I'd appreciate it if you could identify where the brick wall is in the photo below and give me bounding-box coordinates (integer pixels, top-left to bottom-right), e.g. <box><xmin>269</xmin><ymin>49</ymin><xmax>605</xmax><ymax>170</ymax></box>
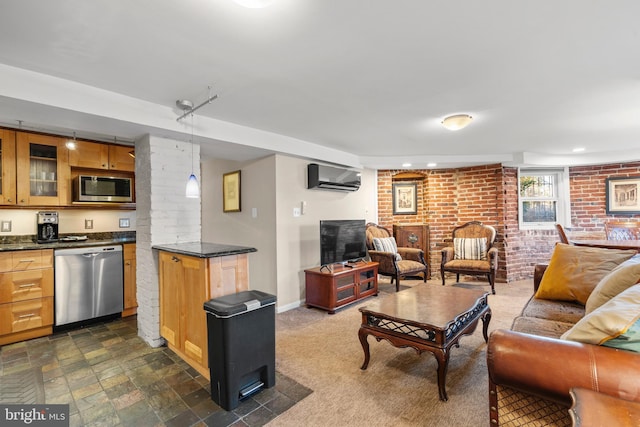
<box><xmin>135</xmin><ymin>135</ymin><xmax>201</xmax><ymax>347</ymax></box>
<box><xmin>377</xmin><ymin>161</ymin><xmax>640</xmax><ymax>283</ymax></box>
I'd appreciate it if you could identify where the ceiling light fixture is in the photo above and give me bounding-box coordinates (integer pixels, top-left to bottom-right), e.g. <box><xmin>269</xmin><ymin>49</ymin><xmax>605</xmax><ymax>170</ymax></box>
<box><xmin>233</xmin><ymin>0</ymin><xmax>274</xmax><ymax>8</ymax></box>
<box><xmin>441</xmin><ymin>114</ymin><xmax>473</xmax><ymax>131</ymax></box>
<box><xmin>402</xmin><ymin>163</ymin><xmax>412</xmax><ymax>168</ymax></box>
<box><xmin>572</xmin><ymin>147</ymin><xmax>585</xmax><ymax>153</ymax></box>
<box><xmin>427</xmin><ymin>162</ymin><xmax>437</xmax><ymax>168</ymax></box>
<box><xmin>65</xmin><ymin>131</ymin><xmax>77</xmax><ymax>150</ymax></box>
<box><xmin>176</xmin><ymin>88</ymin><xmax>218</xmax><ymax>198</ymax></box>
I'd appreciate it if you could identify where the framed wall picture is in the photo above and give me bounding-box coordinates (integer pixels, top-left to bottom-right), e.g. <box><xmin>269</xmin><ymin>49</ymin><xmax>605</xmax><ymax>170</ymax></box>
<box><xmin>606</xmin><ymin>176</ymin><xmax>640</xmax><ymax>215</ymax></box>
<box><xmin>392</xmin><ymin>182</ymin><xmax>417</xmax><ymax>215</ymax></box>
<box><xmin>223</xmin><ymin>170</ymin><xmax>241</xmax><ymax>212</ymax></box>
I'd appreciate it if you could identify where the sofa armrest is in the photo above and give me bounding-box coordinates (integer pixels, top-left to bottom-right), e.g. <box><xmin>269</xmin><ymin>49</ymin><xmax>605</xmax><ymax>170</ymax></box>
<box><xmin>487</xmin><ymin>329</ymin><xmax>640</xmax><ymax>406</ymax></box>
<box><xmin>533</xmin><ymin>263</ymin><xmax>549</xmax><ymax>292</ymax></box>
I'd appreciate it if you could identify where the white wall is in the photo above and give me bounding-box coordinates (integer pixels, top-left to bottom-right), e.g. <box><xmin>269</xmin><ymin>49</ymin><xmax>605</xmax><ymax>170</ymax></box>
<box><xmin>201</xmin><ymin>153</ymin><xmax>378</xmax><ymax>312</ymax></box>
<box><xmin>274</xmin><ymin>155</ymin><xmax>378</xmax><ymax>310</ymax></box>
<box><xmin>201</xmin><ymin>156</ymin><xmax>277</xmax><ymax>296</ymax></box>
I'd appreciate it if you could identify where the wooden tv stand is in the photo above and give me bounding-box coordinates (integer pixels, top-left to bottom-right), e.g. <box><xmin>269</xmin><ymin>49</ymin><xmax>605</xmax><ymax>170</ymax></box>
<box><xmin>304</xmin><ymin>261</ymin><xmax>378</xmax><ymax>314</ymax></box>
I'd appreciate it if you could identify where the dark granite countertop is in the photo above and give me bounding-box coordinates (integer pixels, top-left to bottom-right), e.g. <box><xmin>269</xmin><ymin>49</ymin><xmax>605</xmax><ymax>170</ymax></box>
<box><xmin>0</xmin><ymin>232</ymin><xmax>136</xmax><ymax>252</ymax></box>
<box><xmin>0</xmin><ymin>237</ymin><xmax>136</xmax><ymax>252</ymax></box>
<box><xmin>152</xmin><ymin>242</ymin><xmax>257</xmax><ymax>258</ymax></box>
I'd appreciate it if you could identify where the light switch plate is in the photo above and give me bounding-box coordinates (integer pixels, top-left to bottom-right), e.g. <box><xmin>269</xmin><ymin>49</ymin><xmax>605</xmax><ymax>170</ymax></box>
<box><xmin>85</xmin><ymin>219</ymin><xmax>93</xmax><ymax>229</ymax></box>
<box><xmin>293</xmin><ymin>207</ymin><xmax>301</xmax><ymax>217</ymax></box>
<box><xmin>1</xmin><ymin>220</ymin><xmax>11</xmax><ymax>232</ymax></box>
<box><xmin>119</xmin><ymin>218</ymin><xmax>130</xmax><ymax>228</ymax></box>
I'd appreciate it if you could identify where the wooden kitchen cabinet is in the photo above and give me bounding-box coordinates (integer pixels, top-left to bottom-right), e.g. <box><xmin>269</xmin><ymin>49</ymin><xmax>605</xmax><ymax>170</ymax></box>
<box><xmin>394</xmin><ymin>224</ymin><xmax>431</xmax><ymax>278</ymax></box>
<box><xmin>68</xmin><ymin>140</ymin><xmax>134</xmax><ymax>172</ymax></box>
<box><xmin>16</xmin><ymin>132</ymin><xmax>70</xmax><ymax>206</ymax></box>
<box><xmin>158</xmin><ymin>249</ymin><xmax>251</xmax><ymax>379</ymax></box>
<box><xmin>0</xmin><ymin>129</ymin><xmax>16</xmax><ymax>205</ymax></box>
<box><xmin>0</xmin><ymin>249</ymin><xmax>54</xmax><ymax>345</ymax></box>
<box><xmin>122</xmin><ymin>243</ymin><xmax>137</xmax><ymax>317</ymax></box>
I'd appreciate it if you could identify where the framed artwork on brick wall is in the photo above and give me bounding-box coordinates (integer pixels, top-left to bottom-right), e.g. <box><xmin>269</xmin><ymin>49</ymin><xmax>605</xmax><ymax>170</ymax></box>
<box><xmin>392</xmin><ymin>182</ymin><xmax>417</xmax><ymax>215</ymax></box>
<box><xmin>606</xmin><ymin>176</ymin><xmax>640</xmax><ymax>215</ymax></box>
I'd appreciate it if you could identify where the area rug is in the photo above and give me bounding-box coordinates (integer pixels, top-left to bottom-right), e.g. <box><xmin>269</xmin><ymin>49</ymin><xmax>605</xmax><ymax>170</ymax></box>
<box><xmin>269</xmin><ymin>278</ymin><xmax>532</xmax><ymax>426</ymax></box>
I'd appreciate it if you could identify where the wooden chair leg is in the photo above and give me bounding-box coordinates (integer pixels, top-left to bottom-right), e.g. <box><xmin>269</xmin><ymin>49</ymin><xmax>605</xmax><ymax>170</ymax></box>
<box><xmin>488</xmin><ymin>273</ymin><xmax>495</xmax><ymax>294</ymax></box>
<box><xmin>456</xmin><ymin>273</ymin><xmax>460</xmax><ymax>283</ymax></box>
<box><xmin>441</xmin><ymin>268</ymin><xmax>446</xmax><ymax>286</ymax></box>
<box><xmin>395</xmin><ymin>275</ymin><xmax>400</xmax><ymax>292</ymax></box>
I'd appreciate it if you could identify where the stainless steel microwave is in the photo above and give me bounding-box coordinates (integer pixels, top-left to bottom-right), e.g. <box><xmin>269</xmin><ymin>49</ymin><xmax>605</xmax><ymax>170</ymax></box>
<box><xmin>73</xmin><ymin>175</ymin><xmax>133</xmax><ymax>202</ymax></box>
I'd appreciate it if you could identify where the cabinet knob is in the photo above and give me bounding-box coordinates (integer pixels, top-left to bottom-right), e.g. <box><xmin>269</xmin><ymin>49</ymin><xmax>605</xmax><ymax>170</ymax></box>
<box><xmin>171</xmin><ymin>256</ymin><xmax>180</xmax><ymax>262</ymax></box>
<box><xmin>102</xmin><ymin>164</ymin><xmax>107</xmax><ymax>167</ymax></box>
<box><xmin>7</xmin><ymin>198</ymin><xmax>11</xmax><ymax>202</ymax></box>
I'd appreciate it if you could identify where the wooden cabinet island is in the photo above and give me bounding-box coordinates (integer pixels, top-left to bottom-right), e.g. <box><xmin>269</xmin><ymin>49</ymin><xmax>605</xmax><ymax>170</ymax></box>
<box><xmin>153</xmin><ymin>242</ymin><xmax>257</xmax><ymax>379</ymax></box>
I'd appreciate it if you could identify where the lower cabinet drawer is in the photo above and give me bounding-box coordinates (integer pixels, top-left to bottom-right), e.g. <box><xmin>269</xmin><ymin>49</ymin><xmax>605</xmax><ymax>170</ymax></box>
<box><xmin>0</xmin><ymin>297</ymin><xmax>53</xmax><ymax>334</ymax></box>
<box><xmin>0</xmin><ymin>269</ymin><xmax>54</xmax><ymax>303</ymax></box>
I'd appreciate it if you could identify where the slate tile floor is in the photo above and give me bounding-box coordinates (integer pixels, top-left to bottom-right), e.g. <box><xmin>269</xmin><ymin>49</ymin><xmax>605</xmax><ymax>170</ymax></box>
<box><xmin>0</xmin><ymin>316</ymin><xmax>312</xmax><ymax>426</ymax></box>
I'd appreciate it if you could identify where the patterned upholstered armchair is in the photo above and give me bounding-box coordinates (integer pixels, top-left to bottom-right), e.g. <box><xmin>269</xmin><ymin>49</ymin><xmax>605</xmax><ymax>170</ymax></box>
<box><xmin>440</xmin><ymin>221</ymin><xmax>498</xmax><ymax>294</ymax></box>
<box><xmin>365</xmin><ymin>223</ymin><xmax>428</xmax><ymax>292</ymax></box>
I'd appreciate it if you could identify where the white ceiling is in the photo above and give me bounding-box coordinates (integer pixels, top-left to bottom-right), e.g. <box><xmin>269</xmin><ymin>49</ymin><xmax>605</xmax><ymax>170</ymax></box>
<box><xmin>1</xmin><ymin>0</ymin><xmax>640</xmax><ymax>169</ymax></box>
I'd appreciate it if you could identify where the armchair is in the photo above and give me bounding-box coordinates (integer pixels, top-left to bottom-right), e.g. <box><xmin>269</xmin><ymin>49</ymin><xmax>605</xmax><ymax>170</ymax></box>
<box><xmin>440</xmin><ymin>221</ymin><xmax>498</xmax><ymax>294</ymax></box>
<box><xmin>365</xmin><ymin>223</ymin><xmax>428</xmax><ymax>291</ymax></box>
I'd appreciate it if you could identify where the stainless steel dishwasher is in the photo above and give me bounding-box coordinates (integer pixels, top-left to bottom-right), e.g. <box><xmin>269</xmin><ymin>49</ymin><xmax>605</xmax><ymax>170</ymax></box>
<box><xmin>54</xmin><ymin>245</ymin><xmax>124</xmax><ymax>326</ymax></box>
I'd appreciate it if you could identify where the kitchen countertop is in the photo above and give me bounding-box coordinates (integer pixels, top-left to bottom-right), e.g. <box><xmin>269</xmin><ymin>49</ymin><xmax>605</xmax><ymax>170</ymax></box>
<box><xmin>0</xmin><ymin>236</ymin><xmax>136</xmax><ymax>252</ymax></box>
<box><xmin>152</xmin><ymin>242</ymin><xmax>257</xmax><ymax>258</ymax></box>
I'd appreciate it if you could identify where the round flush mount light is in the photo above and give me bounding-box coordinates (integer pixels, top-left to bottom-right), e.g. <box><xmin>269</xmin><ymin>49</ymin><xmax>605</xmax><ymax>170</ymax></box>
<box><xmin>402</xmin><ymin>163</ymin><xmax>412</xmax><ymax>168</ymax></box>
<box><xmin>233</xmin><ymin>0</ymin><xmax>274</xmax><ymax>8</ymax></box>
<box><xmin>441</xmin><ymin>114</ymin><xmax>473</xmax><ymax>131</ymax></box>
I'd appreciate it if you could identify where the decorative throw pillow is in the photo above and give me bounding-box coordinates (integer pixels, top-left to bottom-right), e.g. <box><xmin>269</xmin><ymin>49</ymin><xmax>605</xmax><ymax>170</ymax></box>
<box><xmin>534</xmin><ymin>243</ymin><xmax>636</xmax><ymax>305</ymax></box>
<box><xmin>372</xmin><ymin>237</ymin><xmax>402</xmax><ymax>261</ymax></box>
<box><xmin>561</xmin><ymin>285</ymin><xmax>640</xmax><ymax>352</ymax></box>
<box><xmin>585</xmin><ymin>255</ymin><xmax>640</xmax><ymax>314</ymax></box>
<box><xmin>454</xmin><ymin>237</ymin><xmax>487</xmax><ymax>260</ymax></box>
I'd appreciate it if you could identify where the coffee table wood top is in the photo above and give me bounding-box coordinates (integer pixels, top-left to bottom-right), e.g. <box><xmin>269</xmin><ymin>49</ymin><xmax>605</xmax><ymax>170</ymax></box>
<box><xmin>359</xmin><ymin>284</ymin><xmax>488</xmax><ymax>328</ymax></box>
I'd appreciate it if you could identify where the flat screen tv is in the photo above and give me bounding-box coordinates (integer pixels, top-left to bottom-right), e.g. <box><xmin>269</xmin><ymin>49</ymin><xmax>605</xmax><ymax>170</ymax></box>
<box><xmin>320</xmin><ymin>219</ymin><xmax>367</xmax><ymax>266</ymax></box>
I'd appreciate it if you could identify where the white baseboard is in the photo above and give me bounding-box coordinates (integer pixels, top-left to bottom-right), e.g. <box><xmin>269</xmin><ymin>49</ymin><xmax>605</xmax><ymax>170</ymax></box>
<box><xmin>276</xmin><ymin>299</ymin><xmax>303</xmax><ymax>313</ymax></box>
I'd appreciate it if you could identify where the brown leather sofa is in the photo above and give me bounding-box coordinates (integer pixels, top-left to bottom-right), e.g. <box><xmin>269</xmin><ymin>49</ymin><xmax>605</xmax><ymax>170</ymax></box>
<box><xmin>487</xmin><ymin>264</ymin><xmax>640</xmax><ymax>426</ymax></box>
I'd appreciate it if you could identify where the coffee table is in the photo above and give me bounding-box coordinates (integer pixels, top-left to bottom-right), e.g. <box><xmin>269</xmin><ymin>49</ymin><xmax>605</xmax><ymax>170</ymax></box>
<box><xmin>358</xmin><ymin>284</ymin><xmax>491</xmax><ymax>401</ymax></box>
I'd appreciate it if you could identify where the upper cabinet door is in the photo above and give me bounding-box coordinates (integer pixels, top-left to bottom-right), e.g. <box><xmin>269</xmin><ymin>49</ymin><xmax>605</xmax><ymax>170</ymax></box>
<box><xmin>0</xmin><ymin>130</ymin><xmax>17</xmax><ymax>205</ymax></box>
<box><xmin>16</xmin><ymin>133</ymin><xmax>70</xmax><ymax>206</ymax></box>
<box><xmin>108</xmin><ymin>145</ymin><xmax>135</xmax><ymax>172</ymax></box>
<box><xmin>68</xmin><ymin>142</ymin><xmax>134</xmax><ymax>172</ymax></box>
<box><xmin>68</xmin><ymin>140</ymin><xmax>109</xmax><ymax>170</ymax></box>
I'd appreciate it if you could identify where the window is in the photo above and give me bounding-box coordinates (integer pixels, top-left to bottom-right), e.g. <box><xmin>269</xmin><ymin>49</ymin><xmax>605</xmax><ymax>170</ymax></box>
<box><xmin>518</xmin><ymin>168</ymin><xmax>570</xmax><ymax>229</ymax></box>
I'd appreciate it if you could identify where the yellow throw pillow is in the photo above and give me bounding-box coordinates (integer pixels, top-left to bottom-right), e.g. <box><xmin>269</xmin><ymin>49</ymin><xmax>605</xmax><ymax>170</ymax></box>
<box><xmin>561</xmin><ymin>284</ymin><xmax>640</xmax><ymax>351</ymax></box>
<box><xmin>585</xmin><ymin>255</ymin><xmax>640</xmax><ymax>314</ymax></box>
<box><xmin>534</xmin><ymin>243</ymin><xmax>636</xmax><ymax>305</ymax></box>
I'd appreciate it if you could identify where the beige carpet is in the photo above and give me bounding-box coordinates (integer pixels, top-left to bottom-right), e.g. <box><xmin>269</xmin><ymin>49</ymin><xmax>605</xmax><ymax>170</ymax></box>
<box><xmin>269</xmin><ymin>277</ymin><xmax>532</xmax><ymax>427</ymax></box>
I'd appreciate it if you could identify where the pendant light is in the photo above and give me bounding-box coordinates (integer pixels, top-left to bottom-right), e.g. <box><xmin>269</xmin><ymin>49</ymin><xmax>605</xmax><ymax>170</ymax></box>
<box><xmin>185</xmin><ymin>112</ymin><xmax>200</xmax><ymax>198</ymax></box>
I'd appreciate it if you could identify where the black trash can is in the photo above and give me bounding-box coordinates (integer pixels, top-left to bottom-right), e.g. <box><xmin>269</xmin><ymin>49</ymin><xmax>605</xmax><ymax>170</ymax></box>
<box><xmin>203</xmin><ymin>290</ymin><xmax>276</xmax><ymax>411</ymax></box>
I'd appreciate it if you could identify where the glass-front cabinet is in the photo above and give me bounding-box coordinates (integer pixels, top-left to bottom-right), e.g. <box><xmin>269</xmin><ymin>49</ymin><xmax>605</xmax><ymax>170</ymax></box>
<box><xmin>0</xmin><ymin>130</ymin><xmax>17</xmax><ymax>205</ymax></box>
<box><xmin>16</xmin><ymin>133</ymin><xmax>69</xmax><ymax>206</ymax></box>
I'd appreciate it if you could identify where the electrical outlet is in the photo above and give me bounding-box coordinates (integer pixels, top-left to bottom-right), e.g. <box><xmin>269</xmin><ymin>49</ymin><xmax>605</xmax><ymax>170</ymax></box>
<box><xmin>1</xmin><ymin>220</ymin><xmax>11</xmax><ymax>232</ymax></box>
<box><xmin>119</xmin><ymin>218</ymin><xmax>130</xmax><ymax>228</ymax></box>
<box><xmin>293</xmin><ymin>207</ymin><xmax>301</xmax><ymax>217</ymax></box>
<box><xmin>85</xmin><ymin>219</ymin><xmax>93</xmax><ymax>229</ymax></box>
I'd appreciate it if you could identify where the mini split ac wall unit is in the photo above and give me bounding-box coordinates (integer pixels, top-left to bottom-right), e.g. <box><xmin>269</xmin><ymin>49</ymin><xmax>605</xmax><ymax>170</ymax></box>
<box><xmin>307</xmin><ymin>163</ymin><xmax>361</xmax><ymax>192</ymax></box>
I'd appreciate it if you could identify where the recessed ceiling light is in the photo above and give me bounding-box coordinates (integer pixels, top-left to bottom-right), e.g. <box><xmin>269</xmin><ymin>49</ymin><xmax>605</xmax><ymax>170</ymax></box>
<box><xmin>402</xmin><ymin>163</ymin><xmax>412</xmax><ymax>168</ymax></box>
<box><xmin>572</xmin><ymin>147</ymin><xmax>585</xmax><ymax>153</ymax></box>
<box><xmin>427</xmin><ymin>162</ymin><xmax>437</xmax><ymax>167</ymax></box>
